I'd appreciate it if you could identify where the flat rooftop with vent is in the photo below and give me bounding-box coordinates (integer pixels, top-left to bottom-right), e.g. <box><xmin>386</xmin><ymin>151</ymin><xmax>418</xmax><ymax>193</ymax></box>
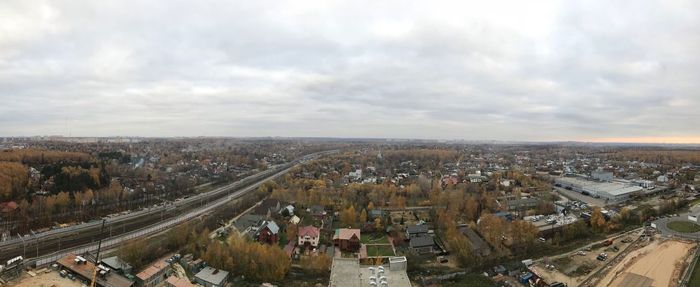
<box><xmin>328</xmin><ymin>257</ymin><xmax>412</xmax><ymax>287</ymax></box>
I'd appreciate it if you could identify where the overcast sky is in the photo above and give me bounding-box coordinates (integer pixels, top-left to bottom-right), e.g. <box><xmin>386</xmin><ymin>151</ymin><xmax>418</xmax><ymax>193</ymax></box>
<box><xmin>1</xmin><ymin>1</ymin><xmax>699</xmax><ymax>142</ymax></box>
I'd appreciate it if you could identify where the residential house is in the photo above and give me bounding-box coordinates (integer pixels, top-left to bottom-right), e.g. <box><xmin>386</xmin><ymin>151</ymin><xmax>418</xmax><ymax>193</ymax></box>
<box><xmin>298</xmin><ymin>225</ymin><xmax>320</xmax><ymax>248</ymax></box>
<box><xmin>333</xmin><ymin>228</ymin><xmax>361</xmax><ymax>252</ymax></box>
<box><xmin>279</xmin><ymin>204</ymin><xmax>295</xmax><ymax>216</ymax></box>
<box><xmin>194</xmin><ymin>267</ymin><xmax>229</xmax><ymax>287</ymax></box>
<box><xmin>255</xmin><ymin>220</ymin><xmax>280</xmax><ymax>244</ymax></box>
<box><xmin>308</xmin><ymin>205</ymin><xmax>326</xmax><ymax>217</ymax></box>
<box><xmin>233</xmin><ymin>214</ymin><xmax>265</xmax><ymax>235</ymax></box>
<box><xmin>251</xmin><ymin>198</ymin><xmax>285</xmax><ymax>217</ymax></box>
<box><xmin>409</xmin><ymin>236</ymin><xmax>434</xmax><ymax>254</ymax></box>
<box><xmin>405</xmin><ymin>224</ymin><xmax>429</xmax><ymax>239</ymax></box>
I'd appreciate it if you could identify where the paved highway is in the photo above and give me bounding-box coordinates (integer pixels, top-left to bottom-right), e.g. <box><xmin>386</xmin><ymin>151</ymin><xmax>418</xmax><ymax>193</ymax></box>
<box><xmin>0</xmin><ymin>150</ymin><xmax>337</xmax><ymax>264</ymax></box>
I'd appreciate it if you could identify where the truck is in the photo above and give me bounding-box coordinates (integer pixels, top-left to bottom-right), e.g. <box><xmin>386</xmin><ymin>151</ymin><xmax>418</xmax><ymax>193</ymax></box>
<box><xmin>602</xmin><ymin>239</ymin><xmax>614</xmax><ymax>246</ymax></box>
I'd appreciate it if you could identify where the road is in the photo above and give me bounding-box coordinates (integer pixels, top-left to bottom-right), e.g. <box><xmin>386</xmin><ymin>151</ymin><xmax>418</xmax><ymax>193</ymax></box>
<box><xmin>653</xmin><ymin>215</ymin><xmax>700</xmax><ymax>241</ymax></box>
<box><xmin>553</xmin><ymin>186</ymin><xmax>607</xmax><ymax>207</ymax></box>
<box><xmin>0</xmin><ymin>150</ymin><xmax>337</xmax><ymax>264</ymax></box>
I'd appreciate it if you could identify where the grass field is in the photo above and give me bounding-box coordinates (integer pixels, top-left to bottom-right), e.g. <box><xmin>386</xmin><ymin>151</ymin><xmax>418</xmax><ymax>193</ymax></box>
<box><xmin>667</xmin><ymin>221</ymin><xmax>700</xmax><ymax>233</ymax></box>
<box><xmin>688</xmin><ymin>259</ymin><xmax>700</xmax><ymax>287</ymax></box>
<box><xmin>361</xmin><ymin>233</ymin><xmax>389</xmax><ymax>244</ymax></box>
<box><xmin>366</xmin><ymin>245</ymin><xmax>395</xmax><ymax>256</ymax></box>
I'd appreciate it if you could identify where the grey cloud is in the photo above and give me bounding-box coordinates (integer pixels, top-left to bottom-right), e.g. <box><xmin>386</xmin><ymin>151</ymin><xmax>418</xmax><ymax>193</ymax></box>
<box><xmin>0</xmin><ymin>0</ymin><xmax>699</xmax><ymax>141</ymax></box>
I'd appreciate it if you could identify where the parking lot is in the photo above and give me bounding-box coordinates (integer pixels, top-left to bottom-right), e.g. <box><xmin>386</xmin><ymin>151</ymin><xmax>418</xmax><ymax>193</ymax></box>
<box><xmin>554</xmin><ymin>186</ymin><xmax>607</xmax><ymax>207</ymax></box>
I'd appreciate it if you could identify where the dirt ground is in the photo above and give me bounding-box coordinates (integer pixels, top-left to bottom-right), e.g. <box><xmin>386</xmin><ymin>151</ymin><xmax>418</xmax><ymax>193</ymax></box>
<box><xmin>8</xmin><ymin>269</ymin><xmax>85</xmax><ymax>287</ymax></box>
<box><xmin>530</xmin><ymin>231</ymin><xmax>642</xmax><ymax>286</ymax></box>
<box><xmin>601</xmin><ymin>239</ymin><xmax>695</xmax><ymax>287</ymax></box>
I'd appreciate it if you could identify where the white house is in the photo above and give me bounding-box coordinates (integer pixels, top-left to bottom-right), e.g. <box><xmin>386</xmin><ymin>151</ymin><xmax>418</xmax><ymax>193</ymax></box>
<box><xmin>298</xmin><ymin>226</ymin><xmax>320</xmax><ymax>248</ymax></box>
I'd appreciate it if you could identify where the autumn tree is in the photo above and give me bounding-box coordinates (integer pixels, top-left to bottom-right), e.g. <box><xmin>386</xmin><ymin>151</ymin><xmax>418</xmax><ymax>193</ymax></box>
<box><xmin>340</xmin><ymin>205</ymin><xmax>357</xmax><ymax>227</ymax></box>
<box><xmin>0</xmin><ymin>162</ymin><xmax>28</xmax><ymax>201</ymax></box>
<box><xmin>360</xmin><ymin>208</ymin><xmax>368</xmax><ymax>224</ymax></box>
<box><xmin>445</xmin><ymin>226</ymin><xmax>475</xmax><ymax>268</ymax></box>
<box><xmin>590</xmin><ymin>207</ymin><xmax>606</xmax><ymax>233</ymax></box>
<box><xmin>301</xmin><ymin>254</ymin><xmax>331</xmax><ymax>274</ymax></box>
<box><xmin>508</xmin><ymin>220</ymin><xmax>539</xmax><ymax>254</ymax></box>
<box><xmin>464</xmin><ymin>196</ymin><xmax>479</xmax><ymax>222</ymax></box>
<box><xmin>477</xmin><ymin>213</ymin><xmax>507</xmax><ymax>251</ymax></box>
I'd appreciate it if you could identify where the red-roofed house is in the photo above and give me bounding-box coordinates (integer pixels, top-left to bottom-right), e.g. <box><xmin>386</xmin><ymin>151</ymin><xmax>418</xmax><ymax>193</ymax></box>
<box><xmin>333</xmin><ymin>228</ymin><xmax>361</xmax><ymax>252</ymax></box>
<box><xmin>298</xmin><ymin>225</ymin><xmax>320</xmax><ymax>248</ymax></box>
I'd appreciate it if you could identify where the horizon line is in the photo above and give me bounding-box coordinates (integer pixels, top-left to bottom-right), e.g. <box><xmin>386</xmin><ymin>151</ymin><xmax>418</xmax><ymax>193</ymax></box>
<box><xmin>2</xmin><ymin>135</ymin><xmax>700</xmax><ymax>145</ymax></box>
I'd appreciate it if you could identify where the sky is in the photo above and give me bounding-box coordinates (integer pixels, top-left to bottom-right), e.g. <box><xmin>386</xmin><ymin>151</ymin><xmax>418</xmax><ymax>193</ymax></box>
<box><xmin>1</xmin><ymin>1</ymin><xmax>699</xmax><ymax>143</ymax></box>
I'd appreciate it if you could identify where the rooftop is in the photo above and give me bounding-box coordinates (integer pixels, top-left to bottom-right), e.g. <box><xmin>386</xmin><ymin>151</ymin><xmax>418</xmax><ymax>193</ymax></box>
<box><xmin>259</xmin><ymin>220</ymin><xmax>280</xmax><ymax>234</ymax></box>
<box><xmin>166</xmin><ymin>276</ymin><xmax>198</xmax><ymax>287</ymax></box>
<box><xmin>556</xmin><ymin>177</ymin><xmax>643</xmax><ymax>196</ymax></box>
<box><xmin>195</xmin><ymin>266</ymin><xmax>229</xmax><ymax>285</ymax></box>
<box><xmin>334</xmin><ymin>228</ymin><xmax>361</xmax><ymax>240</ymax></box>
<box><xmin>409</xmin><ymin>236</ymin><xmax>434</xmax><ymax>248</ymax></box>
<box><xmin>405</xmin><ymin>225</ymin><xmax>428</xmax><ymax>234</ymax></box>
<box><xmin>57</xmin><ymin>254</ymin><xmax>134</xmax><ymax>287</ymax></box>
<box><xmin>136</xmin><ymin>260</ymin><xmax>169</xmax><ymax>281</ymax></box>
<box><xmin>328</xmin><ymin>258</ymin><xmax>412</xmax><ymax>287</ymax></box>
<box><xmin>299</xmin><ymin>225</ymin><xmax>320</xmax><ymax>237</ymax></box>
<box><xmin>101</xmin><ymin>256</ymin><xmax>132</xmax><ymax>272</ymax></box>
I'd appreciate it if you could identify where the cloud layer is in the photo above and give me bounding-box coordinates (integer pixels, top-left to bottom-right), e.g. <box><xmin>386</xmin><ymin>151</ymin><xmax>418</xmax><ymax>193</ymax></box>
<box><xmin>1</xmin><ymin>0</ymin><xmax>699</xmax><ymax>141</ymax></box>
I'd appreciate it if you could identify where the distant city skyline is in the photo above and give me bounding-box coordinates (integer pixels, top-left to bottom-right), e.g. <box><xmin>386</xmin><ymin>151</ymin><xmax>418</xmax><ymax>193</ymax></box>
<box><xmin>1</xmin><ymin>1</ymin><xmax>699</xmax><ymax>142</ymax></box>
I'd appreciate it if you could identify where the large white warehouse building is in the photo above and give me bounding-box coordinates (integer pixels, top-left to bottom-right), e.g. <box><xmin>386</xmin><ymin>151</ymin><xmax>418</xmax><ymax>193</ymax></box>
<box><xmin>555</xmin><ymin>177</ymin><xmax>644</xmax><ymax>203</ymax></box>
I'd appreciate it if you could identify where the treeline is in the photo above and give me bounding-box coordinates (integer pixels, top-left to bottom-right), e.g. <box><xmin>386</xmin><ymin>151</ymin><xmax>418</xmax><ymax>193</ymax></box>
<box><xmin>0</xmin><ymin>149</ymin><xmax>92</xmax><ymax>164</ymax></box>
<box><xmin>608</xmin><ymin>149</ymin><xmax>700</xmax><ymax>165</ymax></box>
<box><xmin>14</xmin><ymin>181</ymin><xmax>128</xmax><ymax>230</ymax></box>
<box><xmin>382</xmin><ymin>149</ymin><xmax>460</xmax><ymax>164</ymax></box>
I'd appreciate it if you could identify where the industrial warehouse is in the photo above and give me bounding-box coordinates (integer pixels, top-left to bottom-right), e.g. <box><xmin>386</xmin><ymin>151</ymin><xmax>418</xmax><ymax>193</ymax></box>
<box><xmin>554</xmin><ymin>176</ymin><xmax>644</xmax><ymax>203</ymax></box>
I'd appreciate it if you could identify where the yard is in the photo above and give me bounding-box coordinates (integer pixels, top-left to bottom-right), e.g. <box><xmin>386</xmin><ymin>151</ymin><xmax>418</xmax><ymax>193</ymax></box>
<box><xmin>366</xmin><ymin>245</ymin><xmax>395</xmax><ymax>257</ymax></box>
<box><xmin>667</xmin><ymin>221</ymin><xmax>700</xmax><ymax>233</ymax></box>
<box><xmin>361</xmin><ymin>233</ymin><xmax>389</xmax><ymax>244</ymax></box>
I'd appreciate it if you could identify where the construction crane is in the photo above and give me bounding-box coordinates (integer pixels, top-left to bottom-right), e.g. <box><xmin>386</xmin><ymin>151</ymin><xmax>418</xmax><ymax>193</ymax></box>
<box><xmin>90</xmin><ymin>219</ymin><xmax>107</xmax><ymax>287</ymax></box>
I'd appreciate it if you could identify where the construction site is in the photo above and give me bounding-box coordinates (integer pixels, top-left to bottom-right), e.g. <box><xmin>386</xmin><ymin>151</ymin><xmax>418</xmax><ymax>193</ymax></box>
<box><xmin>528</xmin><ymin>227</ymin><xmax>697</xmax><ymax>287</ymax></box>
